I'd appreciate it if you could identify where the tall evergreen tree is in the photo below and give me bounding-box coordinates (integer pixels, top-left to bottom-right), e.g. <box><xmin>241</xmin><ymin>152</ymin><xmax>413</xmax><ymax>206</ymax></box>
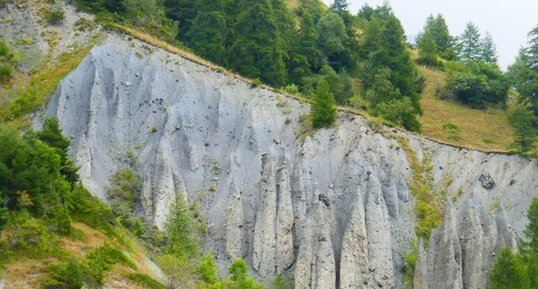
<box><xmin>525</xmin><ymin>26</ymin><xmax>538</xmax><ymax>117</ymax></box>
<box><xmin>488</xmin><ymin>248</ymin><xmax>530</xmax><ymax>289</ymax></box>
<box><xmin>417</xmin><ymin>14</ymin><xmax>455</xmax><ymax>60</ymax></box>
<box><xmin>480</xmin><ymin>32</ymin><xmax>498</xmax><ymax>63</ymax></box>
<box><xmin>330</xmin><ymin>0</ymin><xmax>348</xmax><ymax>15</ymax></box>
<box><xmin>298</xmin><ymin>12</ymin><xmax>324</xmax><ymax>71</ymax></box>
<box><xmin>163</xmin><ymin>0</ymin><xmax>196</xmax><ymax>38</ymax></box>
<box><xmin>431</xmin><ymin>15</ymin><xmax>455</xmax><ymax>59</ymax></box>
<box><xmin>228</xmin><ymin>0</ymin><xmax>287</xmax><ymax>86</ymax></box>
<box><xmin>508</xmin><ymin>25</ymin><xmax>538</xmax><ymax>119</ymax></box>
<box><xmin>417</xmin><ymin>30</ymin><xmax>439</xmax><ymax>66</ymax></box>
<box><xmin>310</xmin><ymin>79</ymin><xmax>336</xmax><ymax>128</ymax></box>
<box><xmin>186</xmin><ymin>0</ymin><xmax>228</xmax><ymax>65</ymax></box>
<box><xmin>458</xmin><ymin>22</ymin><xmax>482</xmax><ymax>61</ymax></box>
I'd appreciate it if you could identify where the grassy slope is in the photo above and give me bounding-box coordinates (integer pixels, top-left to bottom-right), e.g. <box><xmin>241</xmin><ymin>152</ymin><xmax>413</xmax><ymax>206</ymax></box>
<box><xmin>3</xmin><ymin>223</ymin><xmax>161</xmax><ymax>289</ymax></box>
<box><xmin>417</xmin><ymin>64</ymin><xmax>513</xmax><ymax>152</ymax></box>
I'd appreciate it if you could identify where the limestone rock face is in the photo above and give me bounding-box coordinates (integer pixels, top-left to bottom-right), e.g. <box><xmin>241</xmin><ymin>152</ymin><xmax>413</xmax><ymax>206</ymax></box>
<box><xmin>39</xmin><ymin>34</ymin><xmax>538</xmax><ymax>288</ymax></box>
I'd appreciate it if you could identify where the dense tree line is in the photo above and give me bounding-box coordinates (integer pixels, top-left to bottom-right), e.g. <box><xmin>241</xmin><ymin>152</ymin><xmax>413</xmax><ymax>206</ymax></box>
<box><xmin>416</xmin><ymin>16</ymin><xmax>509</xmax><ymax>110</ymax></box>
<box><xmin>74</xmin><ymin>0</ymin><xmax>424</xmax><ymax>131</ymax></box>
<box><xmin>0</xmin><ymin>118</ymin><xmax>80</xmax><ymax>234</ymax></box>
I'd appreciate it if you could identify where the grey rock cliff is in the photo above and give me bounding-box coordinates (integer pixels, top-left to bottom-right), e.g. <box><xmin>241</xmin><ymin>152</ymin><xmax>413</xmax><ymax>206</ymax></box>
<box><xmin>38</xmin><ymin>33</ymin><xmax>538</xmax><ymax>289</ymax></box>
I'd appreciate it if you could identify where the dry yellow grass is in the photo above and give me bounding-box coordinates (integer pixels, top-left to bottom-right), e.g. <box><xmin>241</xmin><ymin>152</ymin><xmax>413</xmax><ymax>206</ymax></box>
<box><xmin>4</xmin><ymin>259</ymin><xmax>52</xmax><ymax>289</ymax></box>
<box><xmin>60</xmin><ymin>222</ymin><xmax>107</xmax><ymax>257</ymax></box>
<box><xmin>418</xmin><ymin>65</ymin><xmax>513</xmax><ymax>152</ymax></box>
<box><xmin>2</xmin><ymin>222</ymin><xmax>162</xmax><ymax>288</ymax></box>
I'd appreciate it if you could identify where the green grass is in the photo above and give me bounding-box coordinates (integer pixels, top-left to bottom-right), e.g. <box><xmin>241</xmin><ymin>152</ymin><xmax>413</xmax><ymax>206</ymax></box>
<box><xmin>417</xmin><ymin>65</ymin><xmax>514</xmax><ymax>152</ymax></box>
<box><xmin>0</xmin><ymin>45</ymin><xmax>94</xmax><ymax>128</ymax></box>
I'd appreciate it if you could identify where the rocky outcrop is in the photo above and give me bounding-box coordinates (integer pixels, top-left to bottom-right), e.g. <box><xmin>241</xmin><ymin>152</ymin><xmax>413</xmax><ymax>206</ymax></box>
<box><xmin>37</xmin><ymin>32</ymin><xmax>538</xmax><ymax>289</ymax></box>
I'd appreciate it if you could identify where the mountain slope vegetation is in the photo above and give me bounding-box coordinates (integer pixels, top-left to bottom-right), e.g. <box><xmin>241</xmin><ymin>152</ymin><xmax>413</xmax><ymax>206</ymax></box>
<box><xmin>67</xmin><ymin>0</ymin><xmax>537</xmax><ymax>155</ymax></box>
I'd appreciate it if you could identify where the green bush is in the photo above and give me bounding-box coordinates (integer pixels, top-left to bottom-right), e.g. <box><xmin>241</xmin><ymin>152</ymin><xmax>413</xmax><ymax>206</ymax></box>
<box><xmin>370</xmin><ymin>97</ymin><xmax>421</xmax><ymax>132</ymax></box>
<box><xmin>42</xmin><ymin>260</ymin><xmax>85</xmax><ymax>289</ymax></box>
<box><xmin>107</xmin><ymin>167</ymin><xmax>140</xmax><ymax>215</ymax></box>
<box><xmin>488</xmin><ymin>248</ymin><xmax>529</xmax><ymax>289</ymax></box>
<box><xmin>2</xmin><ymin>212</ymin><xmax>60</xmax><ymax>258</ymax></box>
<box><xmin>69</xmin><ymin>185</ymin><xmax>116</xmax><ymax>234</ymax></box>
<box><xmin>0</xmin><ymin>65</ymin><xmax>11</xmax><ymax>81</ymax></box>
<box><xmin>197</xmin><ymin>252</ymin><xmax>219</xmax><ymax>285</ymax></box>
<box><xmin>222</xmin><ymin>259</ymin><xmax>265</xmax><ymax>289</ymax></box>
<box><xmin>310</xmin><ymin>79</ymin><xmax>336</xmax><ymax>128</ymax></box>
<box><xmin>42</xmin><ymin>6</ymin><xmax>65</xmax><ymax>25</ymax></box>
<box><xmin>126</xmin><ymin>273</ymin><xmax>166</xmax><ymax>289</ymax></box>
<box><xmin>85</xmin><ymin>245</ymin><xmax>136</xmax><ymax>286</ymax></box>
<box><xmin>442</xmin><ymin>61</ymin><xmax>509</xmax><ymax>109</ymax></box>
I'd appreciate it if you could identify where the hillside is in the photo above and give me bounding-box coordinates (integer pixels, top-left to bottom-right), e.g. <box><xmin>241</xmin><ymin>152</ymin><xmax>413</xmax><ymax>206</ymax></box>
<box><xmin>2</xmin><ymin>221</ymin><xmax>166</xmax><ymax>289</ymax></box>
<box><xmin>0</xmin><ymin>1</ymin><xmax>537</xmax><ymax>289</ymax></box>
<box><xmin>43</xmin><ymin>24</ymin><xmax>538</xmax><ymax>289</ymax></box>
<box><xmin>417</xmin><ymin>65</ymin><xmax>514</xmax><ymax>152</ymax></box>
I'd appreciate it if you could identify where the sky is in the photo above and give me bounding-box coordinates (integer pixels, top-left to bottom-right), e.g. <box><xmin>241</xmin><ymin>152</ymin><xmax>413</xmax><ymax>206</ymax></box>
<box><xmin>322</xmin><ymin>0</ymin><xmax>538</xmax><ymax>69</ymax></box>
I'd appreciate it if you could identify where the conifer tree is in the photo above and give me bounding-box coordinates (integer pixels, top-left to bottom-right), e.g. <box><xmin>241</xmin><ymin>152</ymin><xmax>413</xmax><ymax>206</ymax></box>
<box><xmin>418</xmin><ymin>14</ymin><xmax>455</xmax><ymax>60</ymax></box>
<box><xmin>480</xmin><ymin>32</ymin><xmax>498</xmax><ymax>63</ymax></box>
<box><xmin>330</xmin><ymin>0</ymin><xmax>348</xmax><ymax>15</ymax></box>
<box><xmin>417</xmin><ymin>31</ymin><xmax>439</xmax><ymax>66</ymax></box>
<box><xmin>186</xmin><ymin>0</ymin><xmax>228</xmax><ymax>65</ymax></box>
<box><xmin>228</xmin><ymin>0</ymin><xmax>287</xmax><ymax>86</ymax></box>
<box><xmin>488</xmin><ymin>248</ymin><xmax>529</xmax><ymax>289</ymax></box>
<box><xmin>298</xmin><ymin>12</ymin><xmax>324</xmax><ymax>71</ymax></box>
<box><xmin>163</xmin><ymin>0</ymin><xmax>196</xmax><ymax>38</ymax></box>
<box><xmin>310</xmin><ymin>79</ymin><xmax>336</xmax><ymax>128</ymax></box>
<box><xmin>458</xmin><ymin>22</ymin><xmax>482</xmax><ymax>61</ymax></box>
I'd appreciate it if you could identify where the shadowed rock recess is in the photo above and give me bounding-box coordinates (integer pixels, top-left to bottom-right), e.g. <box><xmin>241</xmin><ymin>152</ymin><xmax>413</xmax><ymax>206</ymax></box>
<box><xmin>43</xmin><ymin>34</ymin><xmax>538</xmax><ymax>289</ymax></box>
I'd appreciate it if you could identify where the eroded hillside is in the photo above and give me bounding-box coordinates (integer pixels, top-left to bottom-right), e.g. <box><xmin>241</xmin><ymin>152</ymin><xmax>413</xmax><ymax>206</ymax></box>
<box><xmin>41</xmin><ymin>32</ymin><xmax>538</xmax><ymax>288</ymax></box>
<box><xmin>1</xmin><ymin>1</ymin><xmax>537</xmax><ymax>289</ymax></box>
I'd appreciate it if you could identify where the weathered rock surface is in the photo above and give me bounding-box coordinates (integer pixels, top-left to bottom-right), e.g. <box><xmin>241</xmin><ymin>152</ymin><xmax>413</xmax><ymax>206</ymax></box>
<box><xmin>35</xmin><ymin>31</ymin><xmax>538</xmax><ymax>289</ymax></box>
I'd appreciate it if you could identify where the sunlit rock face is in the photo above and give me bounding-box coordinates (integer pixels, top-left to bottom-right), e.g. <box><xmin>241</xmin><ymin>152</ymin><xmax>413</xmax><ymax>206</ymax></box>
<box><xmin>44</xmin><ymin>34</ymin><xmax>538</xmax><ymax>288</ymax></box>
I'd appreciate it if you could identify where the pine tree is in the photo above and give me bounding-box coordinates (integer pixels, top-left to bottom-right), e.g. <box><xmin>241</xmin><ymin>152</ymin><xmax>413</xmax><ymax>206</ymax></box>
<box><xmin>480</xmin><ymin>32</ymin><xmax>497</xmax><ymax>63</ymax></box>
<box><xmin>36</xmin><ymin>117</ymin><xmax>79</xmax><ymax>186</ymax></box>
<box><xmin>163</xmin><ymin>0</ymin><xmax>196</xmax><ymax>38</ymax></box>
<box><xmin>228</xmin><ymin>0</ymin><xmax>287</xmax><ymax>86</ymax></box>
<box><xmin>330</xmin><ymin>0</ymin><xmax>348</xmax><ymax>15</ymax></box>
<box><xmin>418</xmin><ymin>14</ymin><xmax>455</xmax><ymax>60</ymax></box>
<box><xmin>488</xmin><ymin>248</ymin><xmax>529</xmax><ymax>289</ymax></box>
<box><xmin>525</xmin><ymin>26</ymin><xmax>538</xmax><ymax>117</ymax></box>
<box><xmin>508</xmin><ymin>105</ymin><xmax>537</xmax><ymax>154</ymax></box>
<box><xmin>508</xmin><ymin>25</ymin><xmax>538</xmax><ymax>119</ymax></box>
<box><xmin>458</xmin><ymin>22</ymin><xmax>482</xmax><ymax>61</ymax></box>
<box><xmin>310</xmin><ymin>79</ymin><xmax>336</xmax><ymax>128</ymax></box>
<box><xmin>165</xmin><ymin>195</ymin><xmax>199</xmax><ymax>258</ymax></box>
<box><xmin>186</xmin><ymin>0</ymin><xmax>228</xmax><ymax>65</ymax></box>
<box><xmin>298</xmin><ymin>12</ymin><xmax>324</xmax><ymax>71</ymax></box>
<box><xmin>417</xmin><ymin>31</ymin><xmax>439</xmax><ymax>66</ymax></box>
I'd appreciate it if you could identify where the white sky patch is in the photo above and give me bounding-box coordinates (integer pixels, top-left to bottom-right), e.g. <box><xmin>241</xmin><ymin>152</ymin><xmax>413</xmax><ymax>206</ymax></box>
<box><xmin>323</xmin><ymin>0</ymin><xmax>538</xmax><ymax>69</ymax></box>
